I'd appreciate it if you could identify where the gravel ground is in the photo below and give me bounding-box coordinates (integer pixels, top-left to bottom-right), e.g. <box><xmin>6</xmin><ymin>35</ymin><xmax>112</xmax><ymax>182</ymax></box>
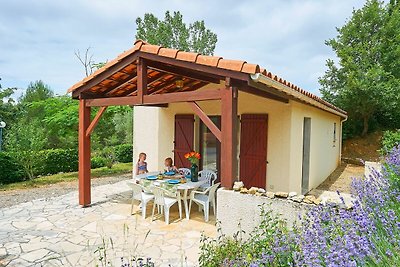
<box><xmin>316</xmin><ymin>163</ymin><xmax>364</xmax><ymax>193</ymax></box>
<box><xmin>0</xmin><ymin>174</ymin><xmax>131</xmax><ymax>209</ymax></box>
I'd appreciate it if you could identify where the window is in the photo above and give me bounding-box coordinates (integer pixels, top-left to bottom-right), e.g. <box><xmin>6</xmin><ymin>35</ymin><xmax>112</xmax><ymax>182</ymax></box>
<box><xmin>333</xmin><ymin>122</ymin><xmax>337</xmax><ymax>145</ymax></box>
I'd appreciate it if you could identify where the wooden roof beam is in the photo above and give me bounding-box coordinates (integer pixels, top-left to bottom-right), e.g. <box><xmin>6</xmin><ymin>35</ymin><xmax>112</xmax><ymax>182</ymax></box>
<box><xmin>137</xmin><ymin>58</ymin><xmax>147</xmax><ymax>104</ymax></box>
<box><xmin>138</xmin><ymin>52</ymin><xmax>249</xmax><ymax>82</ymax></box>
<box><xmin>147</xmin><ymin>60</ymin><xmax>221</xmax><ymax>84</ymax></box>
<box><xmin>86</xmin><ymin>88</ymin><xmax>222</xmax><ymax>107</ymax></box>
<box><xmin>72</xmin><ymin>56</ymin><xmax>139</xmax><ymax>98</ymax></box>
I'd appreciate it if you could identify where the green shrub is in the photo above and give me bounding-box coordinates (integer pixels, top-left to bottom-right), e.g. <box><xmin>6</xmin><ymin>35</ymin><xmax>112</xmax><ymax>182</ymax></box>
<box><xmin>0</xmin><ymin>152</ymin><xmax>25</xmax><ymax>184</ymax></box>
<box><xmin>381</xmin><ymin>129</ymin><xmax>400</xmax><ymax>155</ymax></box>
<box><xmin>91</xmin><ymin>156</ymin><xmax>106</xmax><ymax>169</ymax></box>
<box><xmin>101</xmin><ymin>147</ymin><xmax>116</xmax><ymax>169</ymax></box>
<box><xmin>37</xmin><ymin>148</ymin><xmax>78</xmax><ymax>175</ymax></box>
<box><xmin>114</xmin><ymin>144</ymin><xmax>133</xmax><ymax>163</ymax></box>
<box><xmin>7</xmin><ymin>150</ymin><xmax>41</xmax><ymax>180</ymax></box>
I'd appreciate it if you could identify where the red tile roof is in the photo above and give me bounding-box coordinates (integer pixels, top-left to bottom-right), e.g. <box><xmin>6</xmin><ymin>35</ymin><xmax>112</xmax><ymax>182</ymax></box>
<box><xmin>68</xmin><ymin>40</ymin><xmax>346</xmax><ymax>117</ymax></box>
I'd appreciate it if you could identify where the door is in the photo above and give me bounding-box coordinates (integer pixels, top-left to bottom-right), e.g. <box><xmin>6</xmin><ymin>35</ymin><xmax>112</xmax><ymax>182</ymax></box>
<box><xmin>199</xmin><ymin>116</ymin><xmax>221</xmax><ymax>175</ymax></box>
<box><xmin>174</xmin><ymin>115</ymin><xmax>194</xmax><ymax>168</ymax></box>
<box><xmin>239</xmin><ymin>114</ymin><xmax>268</xmax><ymax>188</ymax></box>
<box><xmin>302</xmin><ymin>117</ymin><xmax>311</xmax><ymax>194</ymax></box>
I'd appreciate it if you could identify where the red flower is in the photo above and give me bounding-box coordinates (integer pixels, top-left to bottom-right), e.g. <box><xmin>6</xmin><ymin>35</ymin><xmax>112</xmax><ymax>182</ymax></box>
<box><xmin>186</xmin><ymin>151</ymin><xmax>201</xmax><ymax>163</ymax></box>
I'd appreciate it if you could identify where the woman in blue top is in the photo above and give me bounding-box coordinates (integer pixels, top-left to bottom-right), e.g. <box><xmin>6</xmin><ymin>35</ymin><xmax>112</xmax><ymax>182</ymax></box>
<box><xmin>135</xmin><ymin>152</ymin><xmax>148</xmax><ymax>175</ymax></box>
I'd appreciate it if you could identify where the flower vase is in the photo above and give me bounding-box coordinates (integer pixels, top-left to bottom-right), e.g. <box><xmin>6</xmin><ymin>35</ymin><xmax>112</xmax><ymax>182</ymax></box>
<box><xmin>190</xmin><ymin>163</ymin><xmax>198</xmax><ymax>182</ymax></box>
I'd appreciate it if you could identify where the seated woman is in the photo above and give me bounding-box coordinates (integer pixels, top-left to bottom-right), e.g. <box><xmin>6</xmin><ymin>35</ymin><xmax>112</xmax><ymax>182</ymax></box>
<box><xmin>164</xmin><ymin>157</ymin><xmax>178</xmax><ymax>173</ymax></box>
<box><xmin>135</xmin><ymin>152</ymin><xmax>148</xmax><ymax>175</ymax></box>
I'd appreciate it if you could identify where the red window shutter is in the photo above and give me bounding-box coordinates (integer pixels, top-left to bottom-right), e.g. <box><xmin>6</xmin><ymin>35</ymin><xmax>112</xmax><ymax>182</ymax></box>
<box><xmin>174</xmin><ymin>115</ymin><xmax>194</xmax><ymax>168</ymax></box>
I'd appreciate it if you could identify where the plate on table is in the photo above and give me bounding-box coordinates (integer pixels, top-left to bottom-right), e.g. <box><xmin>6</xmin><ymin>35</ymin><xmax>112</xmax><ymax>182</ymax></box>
<box><xmin>168</xmin><ymin>179</ymin><xmax>180</xmax><ymax>184</ymax></box>
<box><xmin>146</xmin><ymin>175</ymin><xmax>157</xmax><ymax>180</ymax></box>
<box><xmin>164</xmin><ymin>171</ymin><xmax>175</xmax><ymax>176</ymax></box>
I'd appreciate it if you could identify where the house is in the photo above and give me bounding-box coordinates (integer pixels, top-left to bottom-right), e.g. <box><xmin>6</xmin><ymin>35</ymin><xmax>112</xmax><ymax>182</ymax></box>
<box><xmin>68</xmin><ymin>40</ymin><xmax>347</xmax><ymax>206</ymax></box>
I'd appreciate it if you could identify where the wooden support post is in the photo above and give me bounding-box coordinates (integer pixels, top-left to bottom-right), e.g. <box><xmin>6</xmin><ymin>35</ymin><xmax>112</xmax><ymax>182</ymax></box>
<box><xmin>137</xmin><ymin>58</ymin><xmax>147</xmax><ymax>104</ymax></box>
<box><xmin>79</xmin><ymin>99</ymin><xmax>91</xmax><ymax>206</ymax></box>
<box><xmin>86</xmin><ymin>107</ymin><xmax>107</xmax><ymax>137</ymax></box>
<box><xmin>220</xmin><ymin>78</ymin><xmax>238</xmax><ymax>188</ymax></box>
<box><xmin>188</xmin><ymin>101</ymin><xmax>222</xmax><ymax>142</ymax></box>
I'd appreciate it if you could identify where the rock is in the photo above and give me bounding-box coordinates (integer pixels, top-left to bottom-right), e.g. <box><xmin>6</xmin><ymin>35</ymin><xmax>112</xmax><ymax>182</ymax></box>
<box><xmin>288</xmin><ymin>192</ymin><xmax>297</xmax><ymax>198</ymax></box>
<box><xmin>291</xmin><ymin>195</ymin><xmax>305</xmax><ymax>203</ymax></box>
<box><xmin>257</xmin><ymin>188</ymin><xmax>266</xmax><ymax>193</ymax></box>
<box><xmin>233</xmin><ymin>181</ymin><xmax>244</xmax><ymax>191</ymax></box>
<box><xmin>303</xmin><ymin>195</ymin><xmax>316</xmax><ymax>204</ymax></box>
<box><xmin>326</xmin><ymin>198</ymin><xmax>339</xmax><ymax>207</ymax></box>
<box><xmin>265</xmin><ymin>191</ymin><xmax>275</xmax><ymax>198</ymax></box>
<box><xmin>255</xmin><ymin>192</ymin><xmax>262</xmax><ymax>197</ymax></box>
<box><xmin>240</xmin><ymin>187</ymin><xmax>248</xmax><ymax>194</ymax></box>
<box><xmin>248</xmin><ymin>187</ymin><xmax>258</xmax><ymax>194</ymax></box>
<box><xmin>319</xmin><ymin>196</ymin><xmax>329</xmax><ymax>205</ymax></box>
<box><xmin>313</xmin><ymin>198</ymin><xmax>322</xmax><ymax>205</ymax></box>
<box><xmin>275</xmin><ymin>192</ymin><xmax>289</xmax><ymax>198</ymax></box>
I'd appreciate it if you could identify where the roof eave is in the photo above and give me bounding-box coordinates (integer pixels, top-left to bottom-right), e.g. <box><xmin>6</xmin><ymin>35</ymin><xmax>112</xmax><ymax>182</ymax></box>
<box><xmin>251</xmin><ymin>73</ymin><xmax>347</xmax><ymax>118</ymax></box>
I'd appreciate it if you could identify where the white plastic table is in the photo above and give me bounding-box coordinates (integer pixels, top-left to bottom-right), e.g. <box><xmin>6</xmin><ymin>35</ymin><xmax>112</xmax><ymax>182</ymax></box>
<box><xmin>133</xmin><ymin>172</ymin><xmax>207</xmax><ymax>220</ymax></box>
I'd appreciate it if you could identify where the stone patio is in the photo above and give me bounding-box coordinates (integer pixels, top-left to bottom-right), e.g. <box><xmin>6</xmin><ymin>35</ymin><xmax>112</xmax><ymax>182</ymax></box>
<box><xmin>0</xmin><ymin>179</ymin><xmax>216</xmax><ymax>267</ymax></box>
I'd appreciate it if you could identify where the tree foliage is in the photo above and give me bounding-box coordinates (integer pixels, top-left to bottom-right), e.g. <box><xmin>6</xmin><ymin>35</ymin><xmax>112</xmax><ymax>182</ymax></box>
<box><xmin>319</xmin><ymin>0</ymin><xmax>400</xmax><ymax>137</ymax></box>
<box><xmin>0</xmin><ymin>79</ymin><xmax>19</xmax><ymax>127</ymax></box>
<box><xmin>19</xmin><ymin>80</ymin><xmax>54</xmax><ymax>104</ymax></box>
<box><xmin>3</xmin><ymin>80</ymin><xmax>133</xmax><ymax>153</ymax></box>
<box><xmin>135</xmin><ymin>11</ymin><xmax>218</xmax><ymax>55</ymax></box>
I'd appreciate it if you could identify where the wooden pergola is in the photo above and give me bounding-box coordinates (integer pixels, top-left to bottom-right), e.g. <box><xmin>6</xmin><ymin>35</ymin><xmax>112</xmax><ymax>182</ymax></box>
<box><xmin>68</xmin><ymin>40</ymin><xmax>346</xmax><ymax>207</ymax></box>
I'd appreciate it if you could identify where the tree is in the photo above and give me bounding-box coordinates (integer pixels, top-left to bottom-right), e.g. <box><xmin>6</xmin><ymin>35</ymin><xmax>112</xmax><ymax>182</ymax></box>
<box><xmin>135</xmin><ymin>11</ymin><xmax>218</xmax><ymax>55</ymax></box>
<box><xmin>0</xmin><ymin>80</ymin><xmax>18</xmax><ymax>124</ymax></box>
<box><xmin>75</xmin><ymin>47</ymin><xmax>106</xmax><ymax>77</ymax></box>
<box><xmin>5</xmin><ymin>121</ymin><xmax>46</xmax><ymax>179</ymax></box>
<box><xmin>319</xmin><ymin>0</ymin><xmax>400</xmax><ymax>137</ymax></box>
<box><xmin>19</xmin><ymin>80</ymin><xmax>54</xmax><ymax>104</ymax></box>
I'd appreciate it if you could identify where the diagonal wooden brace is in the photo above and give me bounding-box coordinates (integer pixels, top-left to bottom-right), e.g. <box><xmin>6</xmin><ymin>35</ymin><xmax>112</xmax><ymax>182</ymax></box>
<box><xmin>188</xmin><ymin>101</ymin><xmax>222</xmax><ymax>142</ymax></box>
<box><xmin>86</xmin><ymin>106</ymin><xmax>107</xmax><ymax>137</ymax></box>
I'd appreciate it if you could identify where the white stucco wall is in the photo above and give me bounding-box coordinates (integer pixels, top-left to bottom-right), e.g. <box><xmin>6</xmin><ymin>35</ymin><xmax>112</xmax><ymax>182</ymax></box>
<box><xmin>133</xmin><ymin>86</ymin><xmax>343</xmax><ymax>193</ymax></box>
<box><xmin>217</xmin><ymin>189</ymin><xmax>306</xmax><ymax>238</ymax></box>
<box><xmin>288</xmin><ymin>101</ymin><xmax>342</xmax><ymax>193</ymax></box>
<box><xmin>132</xmin><ymin>106</ymin><xmax>161</xmax><ymax>172</ymax></box>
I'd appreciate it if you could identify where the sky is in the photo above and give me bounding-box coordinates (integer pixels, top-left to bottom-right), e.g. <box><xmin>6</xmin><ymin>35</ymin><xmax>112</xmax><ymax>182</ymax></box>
<box><xmin>0</xmin><ymin>0</ymin><xmax>366</xmax><ymax>97</ymax></box>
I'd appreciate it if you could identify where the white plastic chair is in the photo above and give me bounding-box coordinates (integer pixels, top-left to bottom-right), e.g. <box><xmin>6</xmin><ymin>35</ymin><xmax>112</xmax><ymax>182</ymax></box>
<box><xmin>151</xmin><ymin>187</ymin><xmax>182</xmax><ymax>225</ymax></box>
<box><xmin>127</xmin><ymin>182</ymin><xmax>154</xmax><ymax>219</ymax></box>
<box><xmin>198</xmin><ymin>170</ymin><xmax>217</xmax><ymax>190</ymax></box>
<box><xmin>189</xmin><ymin>182</ymin><xmax>220</xmax><ymax>222</ymax></box>
<box><xmin>178</xmin><ymin>168</ymin><xmax>191</xmax><ymax>176</ymax></box>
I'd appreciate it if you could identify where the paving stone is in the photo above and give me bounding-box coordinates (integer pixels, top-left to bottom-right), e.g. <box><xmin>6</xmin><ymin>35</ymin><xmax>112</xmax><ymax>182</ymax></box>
<box><xmin>52</xmin><ymin>241</ymin><xmax>85</xmax><ymax>254</ymax></box>
<box><xmin>36</xmin><ymin>220</ymin><xmax>54</xmax><ymax>230</ymax></box>
<box><xmin>65</xmin><ymin>252</ymin><xmax>82</xmax><ymax>266</ymax></box>
<box><xmin>0</xmin><ymin>247</ymin><xmax>6</xmax><ymax>256</ymax></box>
<box><xmin>21</xmin><ymin>240</ymin><xmax>50</xmax><ymax>253</ymax></box>
<box><xmin>20</xmin><ymin>248</ymin><xmax>50</xmax><ymax>262</ymax></box>
<box><xmin>81</xmin><ymin>221</ymin><xmax>97</xmax><ymax>232</ymax></box>
<box><xmin>12</xmin><ymin>221</ymin><xmax>37</xmax><ymax>230</ymax></box>
<box><xmin>6</xmin><ymin>257</ymin><xmax>31</xmax><ymax>266</ymax></box>
<box><xmin>0</xmin><ymin>179</ymin><xmax>217</xmax><ymax>266</ymax></box>
<box><xmin>66</xmin><ymin>234</ymin><xmax>86</xmax><ymax>245</ymax></box>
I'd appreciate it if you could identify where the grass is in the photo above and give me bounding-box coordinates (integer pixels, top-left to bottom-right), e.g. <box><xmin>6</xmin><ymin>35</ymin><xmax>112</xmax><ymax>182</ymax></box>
<box><xmin>0</xmin><ymin>162</ymin><xmax>133</xmax><ymax>191</ymax></box>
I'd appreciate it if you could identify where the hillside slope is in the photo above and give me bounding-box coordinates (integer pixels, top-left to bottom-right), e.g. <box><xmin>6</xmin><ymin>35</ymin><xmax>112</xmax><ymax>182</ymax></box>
<box><xmin>342</xmin><ymin>131</ymin><xmax>382</xmax><ymax>162</ymax></box>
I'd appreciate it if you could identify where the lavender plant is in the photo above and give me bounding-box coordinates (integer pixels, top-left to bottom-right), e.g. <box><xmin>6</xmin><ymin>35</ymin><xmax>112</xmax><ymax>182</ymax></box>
<box><xmin>200</xmin><ymin>145</ymin><xmax>400</xmax><ymax>267</ymax></box>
